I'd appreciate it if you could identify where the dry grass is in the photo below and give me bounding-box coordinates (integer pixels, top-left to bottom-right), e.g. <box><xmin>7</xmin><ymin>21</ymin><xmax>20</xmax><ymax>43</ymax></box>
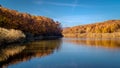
<box><xmin>63</xmin><ymin>33</ymin><xmax>120</xmax><ymax>38</ymax></box>
<box><xmin>0</xmin><ymin>27</ymin><xmax>25</xmax><ymax>44</ymax></box>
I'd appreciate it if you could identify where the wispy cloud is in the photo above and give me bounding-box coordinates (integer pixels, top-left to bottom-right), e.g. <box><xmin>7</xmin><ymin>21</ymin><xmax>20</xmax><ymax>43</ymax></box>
<box><xmin>72</xmin><ymin>0</ymin><xmax>78</xmax><ymax>11</ymax></box>
<box><xmin>35</xmin><ymin>0</ymin><xmax>89</xmax><ymax>8</ymax></box>
<box><xmin>35</xmin><ymin>0</ymin><xmax>120</xmax><ymax>8</ymax></box>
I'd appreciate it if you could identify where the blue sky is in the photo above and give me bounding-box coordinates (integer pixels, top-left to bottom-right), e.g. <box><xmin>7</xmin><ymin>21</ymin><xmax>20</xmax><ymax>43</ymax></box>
<box><xmin>0</xmin><ymin>0</ymin><xmax>120</xmax><ymax>27</ymax></box>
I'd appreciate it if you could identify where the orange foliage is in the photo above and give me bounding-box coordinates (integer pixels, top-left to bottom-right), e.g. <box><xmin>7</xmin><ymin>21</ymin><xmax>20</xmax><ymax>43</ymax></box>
<box><xmin>0</xmin><ymin>6</ymin><xmax>62</xmax><ymax>36</ymax></box>
<box><xmin>63</xmin><ymin>20</ymin><xmax>120</xmax><ymax>34</ymax></box>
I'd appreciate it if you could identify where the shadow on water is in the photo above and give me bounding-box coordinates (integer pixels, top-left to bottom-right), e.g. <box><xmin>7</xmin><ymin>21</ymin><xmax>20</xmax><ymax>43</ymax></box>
<box><xmin>64</xmin><ymin>38</ymin><xmax>120</xmax><ymax>49</ymax></box>
<box><xmin>0</xmin><ymin>39</ymin><xmax>62</xmax><ymax>67</ymax></box>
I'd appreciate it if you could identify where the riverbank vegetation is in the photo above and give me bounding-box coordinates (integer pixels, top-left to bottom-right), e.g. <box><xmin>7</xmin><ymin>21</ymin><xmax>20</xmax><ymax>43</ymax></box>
<box><xmin>63</xmin><ymin>20</ymin><xmax>120</xmax><ymax>38</ymax></box>
<box><xmin>0</xmin><ymin>6</ymin><xmax>62</xmax><ymax>45</ymax></box>
<box><xmin>0</xmin><ymin>27</ymin><xmax>25</xmax><ymax>45</ymax></box>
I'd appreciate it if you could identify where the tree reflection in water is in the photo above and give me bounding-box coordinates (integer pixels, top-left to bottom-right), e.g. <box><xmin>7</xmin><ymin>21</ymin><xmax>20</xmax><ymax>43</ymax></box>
<box><xmin>64</xmin><ymin>38</ymin><xmax>120</xmax><ymax>49</ymax></box>
<box><xmin>0</xmin><ymin>39</ymin><xmax>62</xmax><ymax>67</ymax></box>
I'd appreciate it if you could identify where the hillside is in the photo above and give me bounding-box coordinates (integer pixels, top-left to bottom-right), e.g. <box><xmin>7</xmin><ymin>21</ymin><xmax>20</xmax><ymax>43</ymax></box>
<box><xmin>63</xmin><ymin>20</ymin><xmax>120</xmax><ymax>38</ymax></box>
<box><xmin>0</xmin><ymin>6</ymin><xmax>62</xmax><ymax>37</ymax></box>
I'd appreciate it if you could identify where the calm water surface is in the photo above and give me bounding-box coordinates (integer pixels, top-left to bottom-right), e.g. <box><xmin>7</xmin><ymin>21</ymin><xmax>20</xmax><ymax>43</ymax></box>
<box><xmin>1</xmin><ymin>38</ymin><xmax>120</xmax><ymax>68</ymax></box>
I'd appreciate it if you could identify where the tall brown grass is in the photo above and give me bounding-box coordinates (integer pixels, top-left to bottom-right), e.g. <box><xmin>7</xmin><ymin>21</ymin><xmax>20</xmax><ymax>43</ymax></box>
<box><xmin>0</xmin><ymin>27</ymin><xmax>25</xmax><ymax>44</ymax></box>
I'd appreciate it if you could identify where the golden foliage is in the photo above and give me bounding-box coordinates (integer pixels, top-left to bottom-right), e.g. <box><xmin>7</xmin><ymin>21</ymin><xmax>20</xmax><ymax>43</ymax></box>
<box><xmin>63</xmin><ymin>20</ymin><xmax>120</xmax><ymax>34</ymax></box>
<box><xmin>0</xmin><ymin>6</ymin><xmax>62</xmax><ymax>36</ymax></box>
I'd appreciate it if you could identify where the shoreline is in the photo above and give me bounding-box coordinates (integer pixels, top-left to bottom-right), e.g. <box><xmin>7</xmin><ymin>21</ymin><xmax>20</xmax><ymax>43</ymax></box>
<box><xmin>0</xmin><ymin>36</ymin><xmax>62</xmax><ymax>46</ymax></box>
<box><xmin>63</xmin><ymin>33</ymin><xmax>120</xmax><ymax>38</ymax></box>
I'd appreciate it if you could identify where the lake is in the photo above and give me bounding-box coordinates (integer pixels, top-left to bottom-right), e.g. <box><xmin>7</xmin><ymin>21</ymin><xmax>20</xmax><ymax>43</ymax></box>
<box><xmin>1</xmin><ymin>38</ymin><xmax>120</xmax><ymax>68</ymax></box>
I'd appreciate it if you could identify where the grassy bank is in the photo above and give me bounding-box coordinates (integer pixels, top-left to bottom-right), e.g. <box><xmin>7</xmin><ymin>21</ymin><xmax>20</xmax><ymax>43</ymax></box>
<box><xmin>63</xmin><ymin>20</ymin><xmax>120</xmax><ymax>38</ymax></box>
<box><xmin>0</xmin><ymin>27</ymin><xmax>25</xmax><ymax>45</ymax></box>
<box><xmin>63</xmin><ymin>33</ymin><xmax>120</xmax><ymax>38</ymax></box>
<box><xmin>0</xmin><ymin>27</ymin><xmax>62</xmax><ymax>45</ymax></box>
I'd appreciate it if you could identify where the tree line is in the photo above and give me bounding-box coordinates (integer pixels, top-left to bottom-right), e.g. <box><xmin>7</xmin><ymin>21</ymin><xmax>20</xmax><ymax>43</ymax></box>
<box><xmin>0</xmin><ymin>6</ymin><xmax>62</xmax><ymax>37</ymax></box>
<box><xmin>63</xmin><ymin>20</ymin><xmax>120</xmax><ymax>34</ymax></box>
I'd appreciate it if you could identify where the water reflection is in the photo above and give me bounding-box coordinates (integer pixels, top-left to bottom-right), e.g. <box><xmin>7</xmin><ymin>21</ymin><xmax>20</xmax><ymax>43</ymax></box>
<box><xmin>64</xmin><ymin>38</ymin><xmax>120</xmax><ymax>49</ymax></box>
<box><xmin>0</xmin><ymin>39</ymin><xmax>62</xmax><ymax>67</ymax></box>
